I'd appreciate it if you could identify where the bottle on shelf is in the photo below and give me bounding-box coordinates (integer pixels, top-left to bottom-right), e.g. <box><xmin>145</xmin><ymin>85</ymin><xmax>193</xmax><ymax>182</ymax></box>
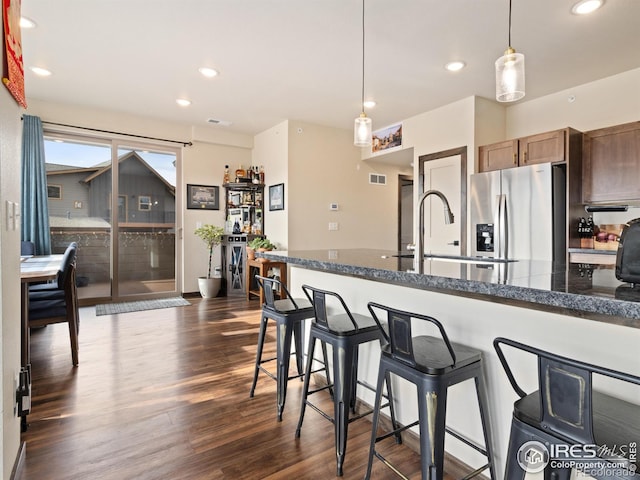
<box><xmin>223</xmin><ymin>165</ymin><xmax>230</xmax><ymax>184</ymax></box>
<box><xmin>259</xmin><ymin>165</ymin><xmax>265</xmax><ymax>184</ymax></box>
<box><xmin>235</xmin><ymin>164</ymin><xmax>246</xmax><ymax>182</ymax></box>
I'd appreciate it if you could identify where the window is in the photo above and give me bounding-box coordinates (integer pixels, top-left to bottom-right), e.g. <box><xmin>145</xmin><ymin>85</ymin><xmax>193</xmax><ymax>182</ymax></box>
<box><xmin>47</xmin><ymin>184</ymin><xmax>62</xmax><ymax>199</ymax></box>
<box><xmin>138</xmin><ymin>195</ymin><xmax>152</xmax><ymax>211</ymax></box>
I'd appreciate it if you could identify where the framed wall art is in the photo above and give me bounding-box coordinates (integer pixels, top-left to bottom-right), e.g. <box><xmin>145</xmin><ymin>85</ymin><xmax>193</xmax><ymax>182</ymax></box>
<box><xmin>372</xmin><ymin>122</ymin><xmax>402</xmax><ymax>154</ymax></box>
<box><xmin>269</xmin><ymin>183</ymin><xmax>284</xmax><ymax>211</ymax></box>
<box><xmin>187</xmin><ymin>184</ymin><xmax>219</xmax><ymax>210</ymax></box>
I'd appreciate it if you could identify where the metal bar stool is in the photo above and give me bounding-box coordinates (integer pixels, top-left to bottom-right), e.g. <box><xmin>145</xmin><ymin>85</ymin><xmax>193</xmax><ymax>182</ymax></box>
<box><xmin>249</xmin><ymin>275</ymin><xmax>330</xmax><ymax>421</ymax></box>
<box><xmin>295</xmin><ymin>285</ymin><xmax>398</xmax><ymax>477</ymax></box>
<box><xmin>365</xmin><ymin>302</ymin><xmax>496</xmax><ymax>480</ymax></box>
<box><xmin>494</xmin><ymin>337</ymin><xmax>640</xmax><ymax>480</ymax></box>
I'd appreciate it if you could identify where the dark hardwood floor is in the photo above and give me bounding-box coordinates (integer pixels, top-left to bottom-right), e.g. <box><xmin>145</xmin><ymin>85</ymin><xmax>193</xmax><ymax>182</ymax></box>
<box><xmin>21</xmin><ymin>296</ymin><xmax>450</xmax><ymax>480</ymax></box>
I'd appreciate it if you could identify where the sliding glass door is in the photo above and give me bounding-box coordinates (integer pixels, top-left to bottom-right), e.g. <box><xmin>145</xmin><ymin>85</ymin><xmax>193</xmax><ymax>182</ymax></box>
<box><xmin>43</xmin><ymin>134</ymin><xmax>180</xmax><ymax>303</ymax></box>
<box><xmin>115</xmin><ymin>145</ymin><xmax>177</xmax><ymax>297</ymax></box>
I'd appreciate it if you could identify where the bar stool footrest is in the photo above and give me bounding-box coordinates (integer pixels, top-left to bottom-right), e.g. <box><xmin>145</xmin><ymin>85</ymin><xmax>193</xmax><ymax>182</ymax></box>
<box><xmin>373</xmin><ymin>450</ymin><xmax>410</xmax><ymax>480</ymax></box>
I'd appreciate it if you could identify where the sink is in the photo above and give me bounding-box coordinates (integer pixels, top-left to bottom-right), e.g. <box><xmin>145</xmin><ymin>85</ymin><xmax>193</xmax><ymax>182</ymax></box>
<box><xmin>382</xmin><ymin>253</ymin><xmax>518</xmax><ymax>266</ymax></box>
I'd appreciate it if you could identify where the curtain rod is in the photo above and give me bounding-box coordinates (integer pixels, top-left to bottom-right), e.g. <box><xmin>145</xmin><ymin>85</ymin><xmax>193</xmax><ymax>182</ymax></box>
<box><xmin>24</xmin><ymin>118</ymin><xmax>193</xmax><ymax>147</ymax></box>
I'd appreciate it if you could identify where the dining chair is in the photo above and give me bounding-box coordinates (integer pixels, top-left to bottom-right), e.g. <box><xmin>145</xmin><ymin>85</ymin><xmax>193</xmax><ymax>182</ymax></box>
<box><xmin>28</xmin><ymin>243</ymin><xmax>80</xmax><ymax>366</ymax></box>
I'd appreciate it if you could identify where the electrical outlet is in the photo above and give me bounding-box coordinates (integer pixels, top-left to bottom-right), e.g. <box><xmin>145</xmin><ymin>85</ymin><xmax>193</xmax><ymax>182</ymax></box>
<box><xmin>328</xmin><ymin>222</ymin><xmax>338</xmax><ymax>231</ymax></box>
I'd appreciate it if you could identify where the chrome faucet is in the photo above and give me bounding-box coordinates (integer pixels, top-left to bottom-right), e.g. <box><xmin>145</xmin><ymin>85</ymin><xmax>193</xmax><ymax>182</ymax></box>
<box><xmin>413</xmin><ymin>189</ymin><xmax>454</xmax><ymax>274</ymax></box>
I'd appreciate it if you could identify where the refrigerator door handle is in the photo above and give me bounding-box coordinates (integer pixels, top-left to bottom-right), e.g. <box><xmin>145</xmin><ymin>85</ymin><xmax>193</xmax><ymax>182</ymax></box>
<box><xmin>494</xmin><ymin>194</ymin><xmax>508</xmax><ymax>259</ymax></box>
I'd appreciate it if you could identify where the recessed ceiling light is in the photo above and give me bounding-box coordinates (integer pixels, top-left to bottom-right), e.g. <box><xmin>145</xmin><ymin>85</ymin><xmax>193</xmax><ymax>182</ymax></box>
<box><xmin>30</xmin><ymin>66</ymin><xmax>52</xmax><ymax>76</ymax></box>
<box><xmin>571</xmin><ymin>0</ymin><xmax>604</xmax><ymax>15</ymax></box>
<box><xmin>176</xmin><ymin>98</ymin><xmax>191</xmax><ymax>107</ymax></box>
<box><xmin>363</xmin><ymin>100</ymin><xmax>376</xmax><ymax>109</ymax></box>
<box><xmin>198</xmin><ymin>67</ymin><xmax>219</xmax><ymax>78</ymax></box>
<box><xmin>445</xmin><ymin>61</ymin><xmax>466</xmax><ymax>72</ymax></box>
<box><xmin>20</xmin><ymin>17</ymin><xmax>37</xmax><ymax>29</ymax></box>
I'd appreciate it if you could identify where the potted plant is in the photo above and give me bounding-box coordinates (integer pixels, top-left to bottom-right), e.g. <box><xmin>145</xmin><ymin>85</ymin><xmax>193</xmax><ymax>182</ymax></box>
<box><xmin>194</xmin><ymin>224</ymin><xmax>225</xmax><ymax>298</ymax></box>
<box><xmin>252</xmin><ymin>237</ymin><xmax>276</xmax><ymax>263</ymax></box>
<box><xmin>247</xmin><ymin>237</ymin><xmax>263</xmax><ymax>261</ymax></box>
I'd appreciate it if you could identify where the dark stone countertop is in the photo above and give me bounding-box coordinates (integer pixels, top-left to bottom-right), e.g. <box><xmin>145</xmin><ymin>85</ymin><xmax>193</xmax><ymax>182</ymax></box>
<box><xmin>258</xmin><ymin>248</ymin><xmax>640</xmax><ymax>329</ymax></box>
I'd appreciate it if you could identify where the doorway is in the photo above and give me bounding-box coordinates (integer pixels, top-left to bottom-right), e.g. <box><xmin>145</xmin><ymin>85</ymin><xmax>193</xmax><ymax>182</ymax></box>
<box><xmin>398</xmin><ymin>175</ymin><xmax>413</xmax><ymax>252</ymax></box>
<box><xmin>417</xmin><ymin>147</ymin><xmax>468</xmax><ymax>256</ymax></box>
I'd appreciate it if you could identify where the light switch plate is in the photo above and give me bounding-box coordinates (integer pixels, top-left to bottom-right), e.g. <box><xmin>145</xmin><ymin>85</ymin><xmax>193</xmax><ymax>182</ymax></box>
<box><xmin>328</xmin><ymin>222</ymin><xmax>338</xmax><ymax>231</ymax></box>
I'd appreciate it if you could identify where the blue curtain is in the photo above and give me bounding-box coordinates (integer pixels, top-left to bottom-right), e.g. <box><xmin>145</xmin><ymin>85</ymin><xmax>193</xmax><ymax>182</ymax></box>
<box><xmin>21</xmin><ymin>115</ymin><xmax>51</xmax><ymax>255</ymax></box>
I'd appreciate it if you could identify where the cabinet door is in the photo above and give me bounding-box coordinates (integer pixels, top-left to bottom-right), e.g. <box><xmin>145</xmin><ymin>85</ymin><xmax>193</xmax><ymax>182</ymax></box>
<box><xmin>478</xmin><ymin>140</ymin><xmax>517</xmax><ymax>172</ymax></box>
<box><xmin>583</xmin><ymin>122</ymin><xmax>640</xmax><ymax>203</ymax></box>
<box><xmin>519</xmin><ymin>129</ymin><xmax>565</xmax><ymax>166</ymax></box>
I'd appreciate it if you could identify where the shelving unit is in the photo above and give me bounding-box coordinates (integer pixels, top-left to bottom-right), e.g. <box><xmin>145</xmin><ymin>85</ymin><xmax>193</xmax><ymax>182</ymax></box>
<box><xmin>223</xmin><ymin>182</ymin><xmax>264</xmax><ymax>235</ymax></box>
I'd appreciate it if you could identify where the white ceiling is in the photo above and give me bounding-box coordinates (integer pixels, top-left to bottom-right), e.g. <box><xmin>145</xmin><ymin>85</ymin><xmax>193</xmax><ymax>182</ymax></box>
<box><xmin>20</xmin><ymin>0</ymin><xmax>640</xmax><ymax>138</ymax></box>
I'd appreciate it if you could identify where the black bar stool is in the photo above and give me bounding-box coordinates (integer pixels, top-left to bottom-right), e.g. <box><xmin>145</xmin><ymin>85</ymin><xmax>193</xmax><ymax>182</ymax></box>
<box><xmin>295</xmin><ymin>285</ymin><xmax>398</xmax><ymax>477</ymax></box>
<box><xmin>249</xmin><ymin>275</ymin><xmax>330</xmax><ymax>421</ymax></box>
<box><xmin>365</xmin><ymin>302</ymin><xmax>496</xmax><ymax>480</ymax></box>
<box><xmin>494</xmin><ymin>337</ymin><xmax>640</xmax><ymax>480</ymax></box>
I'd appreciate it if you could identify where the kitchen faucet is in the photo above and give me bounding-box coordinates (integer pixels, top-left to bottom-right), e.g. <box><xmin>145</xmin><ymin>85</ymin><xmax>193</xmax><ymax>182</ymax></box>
<box><xmin>413</xmin><ymin>189</ymin><xmax>455</xmax><ymax>274</ymax></box>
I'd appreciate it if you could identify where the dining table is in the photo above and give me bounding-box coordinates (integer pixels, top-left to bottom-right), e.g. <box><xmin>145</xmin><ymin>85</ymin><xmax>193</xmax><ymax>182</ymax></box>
<box><xmin>20</xmin><ymin>255</ymin><xmax>64</xmax><ymax>367</ymax></box>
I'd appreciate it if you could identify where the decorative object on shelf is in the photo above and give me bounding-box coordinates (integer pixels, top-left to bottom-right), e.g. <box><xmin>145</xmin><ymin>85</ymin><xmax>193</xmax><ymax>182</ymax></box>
<box><xmin>269</xmin><ymin>183</ymin><xmax>285</xmax><ymax>211</ymax></box>
<box><xmin>194</xmin><ymin>224</ymin><xmax>224</xmax><ymax>298</ymax></box>
<box><xmin>235</xmin><ymin>164</ymin><xmax>246</xmax><ymax>182</ymax></box>
<box><xmin>495</xmin><ymin>0</ymin><xmax>525</xmax><ymax>102</ymax></box>
<box><xmin>353</xmin><ymin>0</ymin><xmax>372</xmax><ymax>147</ymax></box>
<box><xmin>187</xmin><ymin>184</ymin><xmax>219</xmax><ymax>210</ymax></box>
<box><xmin>223</xmin><ymin>165</ymin><xmax>230</xmax><ymax>184</ymax></box>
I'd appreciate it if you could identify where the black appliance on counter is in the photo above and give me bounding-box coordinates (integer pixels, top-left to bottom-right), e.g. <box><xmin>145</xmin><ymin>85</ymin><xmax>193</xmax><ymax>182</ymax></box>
<box><xmin>615</xmin><ymin>218</ymin><xmax>640</xmax><ymax>286</ymax></box>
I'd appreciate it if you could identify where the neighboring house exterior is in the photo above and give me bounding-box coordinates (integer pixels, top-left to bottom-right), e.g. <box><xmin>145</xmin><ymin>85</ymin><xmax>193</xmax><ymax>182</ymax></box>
<box><xmin>47</xmin><ymin>151</ymin><xmax>176</xmax><ymax>228</ymax></box>
<box><xmin>45</xmin><ymin>151</ymin><xmax>176</xmax><ymax>287</ymax></box>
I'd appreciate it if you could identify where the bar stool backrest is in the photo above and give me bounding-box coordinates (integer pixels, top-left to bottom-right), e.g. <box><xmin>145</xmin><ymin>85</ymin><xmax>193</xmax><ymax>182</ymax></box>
<box><xmin>255</xmin><ymin>275</ymin><xmax>301</xmax><ymax>310</ymax></box>
<box><xmin>301</xmin><ymin>284</ymin><xmax>359</xmax><ymax>333</ymax></box>
<box><xmin>368</xmin><ymin>302</ymin><xmax>457</xmax><ymax>369</ymax></box>
<box><xmin>494</xmin><ymin>337</ymin><xmax>640</xmax><ymax>445</ymax></box>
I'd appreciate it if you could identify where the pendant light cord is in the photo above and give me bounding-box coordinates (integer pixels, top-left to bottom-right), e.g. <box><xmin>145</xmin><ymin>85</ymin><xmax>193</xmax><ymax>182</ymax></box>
<box><xmin>508</xmin><ymin>0</ymin><xmax>512</xmax><ymax>47</ymax></box>
<box><xmin>361</xmin><ymin>0</ymin><xmax>366</xmax><ymax>114</ymax></box>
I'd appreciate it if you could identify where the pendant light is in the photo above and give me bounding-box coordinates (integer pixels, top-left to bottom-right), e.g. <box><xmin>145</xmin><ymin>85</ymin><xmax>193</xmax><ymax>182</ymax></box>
<box><xmin>495</xmin><ymin>0</ymin><xmax>525</xmax><ymax>102</ymax></box>
<box><xmin>354</xmin><ymin>0</ymin><xmax>372</xmax><ymax>147</ymax></box>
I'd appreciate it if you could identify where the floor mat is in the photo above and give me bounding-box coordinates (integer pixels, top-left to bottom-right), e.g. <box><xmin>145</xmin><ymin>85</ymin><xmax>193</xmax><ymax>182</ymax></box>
<box><xmin>95</xmin><ymin>297</ymin><xmax>191</xmax><ymax>316</ymax></box>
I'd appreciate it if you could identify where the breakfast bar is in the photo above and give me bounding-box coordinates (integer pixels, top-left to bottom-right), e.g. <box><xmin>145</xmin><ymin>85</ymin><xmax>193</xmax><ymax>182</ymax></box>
<box><xmin>259</xmin><ymin>248</ymin><xmax>640</xmax><ymax>478</ymax></box>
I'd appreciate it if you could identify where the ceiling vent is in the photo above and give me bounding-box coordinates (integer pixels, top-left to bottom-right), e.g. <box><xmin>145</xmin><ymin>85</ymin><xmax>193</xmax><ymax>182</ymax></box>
<box><xmin>207</xmin><ymin>118</ymin><xmax>232</xmax><ymax>126</ymax></box>
<box><xmin>369</xmin><ymin>173</ymin><xmax>387</xmax><ymax>185</ymax></box>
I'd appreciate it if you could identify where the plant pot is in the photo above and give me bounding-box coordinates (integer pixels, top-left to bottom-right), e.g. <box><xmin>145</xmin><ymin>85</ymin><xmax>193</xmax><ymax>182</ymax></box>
<box><xmin>198</xmin><ymin>277</ymin><xmax>221</xmax><ymax>298</ymax></box>
<box><xmin>257</xmin><ymin>247</ymin><xmax>272</xmax><ymax>263</ymax></box>
<box><xmin>246</xmin><ymin>246</ymin><xmax>256</xmax><ymax>260</ymax></box>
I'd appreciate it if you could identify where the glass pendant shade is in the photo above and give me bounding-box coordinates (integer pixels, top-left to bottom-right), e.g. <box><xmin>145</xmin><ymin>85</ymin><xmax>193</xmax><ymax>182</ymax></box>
<box><xmin>495</xmin><ymin>47</ymin><xmax>525</xmax><ymax>102</ymax></box>
<box><xmin>354</xmin><ymin>113</ymin><xmax>372</xmax><ymax>147</ymax></box>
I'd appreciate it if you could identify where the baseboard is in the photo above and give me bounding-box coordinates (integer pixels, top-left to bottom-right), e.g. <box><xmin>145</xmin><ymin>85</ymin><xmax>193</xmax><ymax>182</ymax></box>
<box><xmin>311</xmin><ymin>373</ymin><xmax>489</xmax><ymax>479</ymax></box>
<box><xmin>10</xmin><ymin>441</ymin><xmax>26</xmax><ymax>480</ymax></box>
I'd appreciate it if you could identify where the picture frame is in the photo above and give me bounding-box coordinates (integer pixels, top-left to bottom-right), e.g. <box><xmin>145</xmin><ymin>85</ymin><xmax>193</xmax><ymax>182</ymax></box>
<box><xmin>186</xmin><ymin>184</ymin><xmax>219</xmax><ymax>210</ymax></box>
<box><xmin>372</xmin><ymin>122</ymin><xmax>402</xmax><ymax>154</ymax></box>
<box><xmin>269</xmin><ymin>183</ymin><xmax>284</xmax><ymax>211</ymax></box>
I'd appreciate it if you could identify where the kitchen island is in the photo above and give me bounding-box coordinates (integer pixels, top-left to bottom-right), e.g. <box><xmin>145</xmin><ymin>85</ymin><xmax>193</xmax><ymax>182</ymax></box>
<box><xmin>258</xmin><ymin>249</ymin><xmax>640</xmax><ymax>478</ymax></box>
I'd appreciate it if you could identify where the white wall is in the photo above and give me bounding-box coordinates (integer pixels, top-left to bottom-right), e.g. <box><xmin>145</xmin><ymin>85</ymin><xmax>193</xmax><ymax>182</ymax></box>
<box><xmin>252</xmin><ymin>121</ymin><xmax>289</xmax><ymax>250</ymax></box>
<box><xmin>1</xmin><ymin>48</ymin><xmax>25</xmax><ymax>478</ymax></box>
<box><xmin>506</xmin><ymin>67</ymin><xmax>640</xmax><ymax>138</ymax></box>
<box><xmin>252</xmin><ymin>120</ymin><xmax>410</xmax><ymax>251</ymax></box>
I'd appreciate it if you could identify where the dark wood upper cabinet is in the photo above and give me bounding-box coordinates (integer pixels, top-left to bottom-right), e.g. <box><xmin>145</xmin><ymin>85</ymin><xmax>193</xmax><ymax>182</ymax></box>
<box><xmin>582</xmin><ymin>121</ymin><xmax>640</xmax><ymax>203</ymax></box>
<box><xmin>519</xmin><ymin>130</ymin><xmax>565</xmax><ymax>166</ymax></box>
<box><xmin>478</xmin><ymin>129</ymin><xmax>566</xmax><ymax>172</ymax></box>
<box><xmin>478</xmin><ymin>140</ymin><xmax>517</xmax><ymax>172</ymax></box>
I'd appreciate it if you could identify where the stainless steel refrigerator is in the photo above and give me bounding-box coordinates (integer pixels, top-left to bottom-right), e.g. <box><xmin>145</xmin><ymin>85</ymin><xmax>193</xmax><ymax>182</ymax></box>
<box><xmin>470</xmin><ymin>163</ymin><xmax>566</xmax><ymax>261</ymax></box>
